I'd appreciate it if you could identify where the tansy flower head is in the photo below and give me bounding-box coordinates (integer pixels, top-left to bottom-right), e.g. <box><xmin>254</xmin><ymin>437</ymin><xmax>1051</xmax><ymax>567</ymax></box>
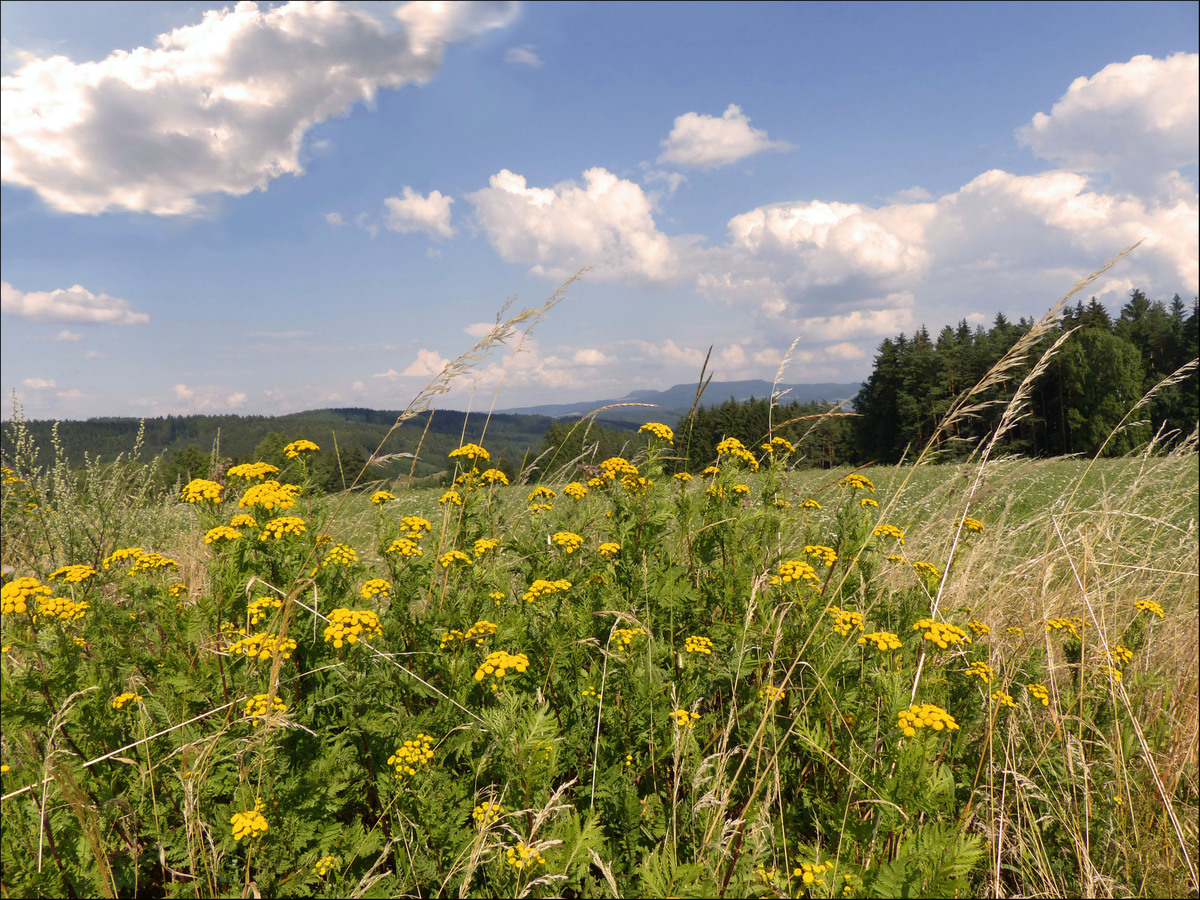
<box><xmin>611</xmin><ymin>627</ymin><xmax>644</xmax><ymax>651</ymax></box>
<box><xmin>360</xmin><ymin>578</ymin><xmax>391</xmax><ymax>599</ymax></box>
<box><xmin>229</xmin><ymin>632</ymin><xmax>297</xmax><ymax>661</ymax></box>
<box><xmin>243</xmin><ymin>692</ymin><xmax>287</xmax><ymax>725</ymax></box>
<box><xmin>860</xmin><ymin>498</ymin><xmax>879</xmax><ymax>508</ymax></box>
<box><xmin>231</xmin><ymin>801</ymin><xmax>269</xmax><ymax>841</ymax></box>
<box><xmin>967</xmin><ymin>619</ymin><xmax>991</xmax><ymax>635</ymax></box>
<box><xmin>370</xmin><ymin>490</ymin><xmax>396</xmax><ymax>504</ymax></box>
<box><xmin>439</xmin><ymin>549</ymin><xmax>473</xmax><ymax>569</ymax></box>
<box><xmin>597</xmin><ymin>541</ymin><xmax>620</xmax><ymax>559</ymax></box>
<box><xmin>449</xmin><ymin>443</ymin><xmax>489</xmax><ymax>464</ymax></box>
<box><xmin>388</xmin><ymin>734</ymin><xmax>435</xmax><ymax>777</ymax></box>
<box><xmin>684</xmin><ymin>635</ymin><xmax>714</xmax><ymax>655</ymax></box>
<box><xmin>473</xmin><ymin>650</ymin><xmax>530</xmax><ymax>689</ymax></box>
<box><xmin>283</xmin><ymin>439</ymin><xmax>319</xmax><ymax>458</ymax></box>
<box><xmin>48</xmin><ymin>565</ymin><xmax>97</xmax><ymax>584</ymax></box>
<box><xmin>323</xmin><ymin>609</ymin><xmax>382</xmax><ymax>648</ymax></box>
<box><xmin>552</xmin><ymin>531</ymin><xmax>584</xmax><ymax>553</ymax></box>
<box><xmin>1135</xmin><ymin>599</ymin><xmax>1165</xmax><ymax>619</ymax></box>
<box><xmin>321</xmin><ymin>544</ymin><xmax>359</xmax><ymax>567</ymax></box>
<box><xmin>239</xmin><ymin>481</ymin><xmax>300</xmax><ymax>511</ymax></box>
<box><xmin>897</xmin><ymin>702</ymin><xmax>959</xmax><ymax>737</ymax></box>
<box><xmin>770</xmin><ymin>559</ymin><xmax>820</xmax><ymax>587</ymax></box>
<box><xmin>439</xmin><ymin>490</ymin><xmax>462</xmax><ymax>507</ymax></box>
<box><xmin>480</xmin><ymin>468</ymin><xmax>509</xmax><ymax>486</ymax></box>
<box><xmin>386</xmin><ymin>538</ymin><xmax>423</xmax><ymax>558</ymax></box>
<box><xmin>247</xmin><ymin>596</ymin><xmax>282</xmax><ymax>625</ymax></box>
<box><xmin>873</xmin><ymin>524</ymin><xmax>905</xmax><ymax>544</ymax></box>
<box><xmin>181</xmin><ymin>479</ymin><xmax>223</xmax><ymax>503</ymax></box>
<box><xmin>563</xmin><ymin>481</ymin><xmax>587</xmax><ymax>498</ymax></box>
<box><xmin>259</xmin><ymin>516</ymin><xmax>306</xmax><ymax>540</ymax></box>
<box><xmin>838</xmin><ymin>473</ymin><xmax>875</xmax><ymax>492</ymax></box>
<box><xmin>473</xmin><ymin>800</ymin><xmax>504</xmax><ymax>827</ymax></box>
<box><xmin>112</xmin><ymin>692</ymin><xmax>142</xmax><ymax>710</ymax></box>
<box><xmin>759</xmin><ymin>685</ymin><xmax>786</xmax><ymax>702</ymax></box>
<box><xmin>992</xmin><ymin>691</ymin><xmax>1016</xmax><ymax>708</ymax></box>
<box><xmin>715</xmin><ymin>437</ymin><xmax>758</xmax><ymax>470</ymax></box>
<box><xmin>966</xmin><ymin>661</ymin><xmax>993</xmax><ymax>684</ymax></box>
<box><xmin>828</xmin><ymin>606</ymin><xmax>865</xmax><ymax>637</ymax></box>
<box><xmin>129</xmin><ymin>553</ymin><xmax>179</xmax><ymax>575</ymax></box>
<box><xmin>639</xmin><ymin>422</ymin><xmax>674</xmax><ymax>444</ymax></box>
<box><xmin>230</xmin><ymin>514</ymin><xmax>258</xmax><ymax>528</ymax></box>
<box><xmin>398</xmin><ymin>516</ymin><xmax>432</xmax><ymax>540</ymax></box>
<box><xmin>911</xmin><ymin>560</ymin><xmax>940</xmax><ymax>581</ymax></box>
<box><xmin>802</xmin><ymin>498</ymin><xmax>822</xmax><ymax>510</ymax></box>
<box><xmin>1027</xmin><ymin>683</ymin><xmax>1051</xmax><ymax>706</ymax></box>
<box><xmin>474</xmin><ymin>537</ymin><xmax>500</xmax><ymax>557</ymax></box>
<box><xmin>523</xmin><ymin>578</ymin><xmax>571</xmax><ymax>603</ymax></box>
<box><xmin>912</xmin><ymin>618</ymin><xmax>972</xmax><ymax>649</ymax></box>
<box><xmin>671</xmin><ymin>708</ymin><xmax>701</xmax><ymax>728</ymax></box>
<box><xmin>314</xmin><ymin>855</ymin><xmax>339</xmax><ymax>878</ymax></box>
<box><xmin>506</xmin><ymin>843</ymin><xmax>546</xmax><ymax>871</ymax></box>
<box><xmin>761</xmin><ymin>436</ymin><xmax>795</xmax><ymax>454</ymax></box>
<box><xmin>205</xmin><ymin>525</ymin><xmax>243</xmax><ymax>545</ymax></box>
<box><xmin>804</xmin><ymin>545</ymin><xmax>838</xmax><ymax>567</ymax></box>
<box><xmin>226</xmin><ymin>462</ymin><xmax>279</xmax><ymax>481</ymax></box>
<box><xmin>961</xmin><ymin>516</ymin><xmax>984</xmax><ymax>533</ymax></box>
<box><xmin>858</xmin><ymin>631</ymin><xmax>902</xmax><ymax>652</ymax></box>
<box><xmin>673</xmin><ymin>472</ymin><xmax>693</xmax><ymax>483</ymax></box>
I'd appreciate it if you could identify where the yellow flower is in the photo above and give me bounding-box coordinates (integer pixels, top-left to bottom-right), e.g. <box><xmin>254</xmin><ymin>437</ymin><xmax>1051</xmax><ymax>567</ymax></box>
<box><xmin>230</xmin><ymin>514</ymin><xmax>258</xmax><ymax>528</ymax></box>
<box><xmin>1046</xmin><ymin>617</ymin><xmax>1083</xmax><ymax>640</ymax></box>
<box><xmin>828</xmin><ymin>606</ymin><xmax>865</xmax><ymax>637</ymax></box>
<box><xmin>872</xmin><ymin>524</ymin><xmax>905</xmax><ymax>544</ymax></box>
<box><xmin>992</xmin><ymin>691</ymin><xmax>1016</xmax><ymax>708</ymax></box>
<box><xmin>1027</xmin><ymin>683</ymin><xmax>1050</xmax><ymax>706</ymax></box>
<box><xmin>1096</xmin><ymin>664</ymin><xmax>1123</xmax><ymax>683</ymax></box>
<box><xmin>35</xmin><ymin>595</ymin><xmax>90</xmax><ymax>622</ymax></box>
<box><xmin>597</xmin><ymin>541</ymin><xmax>620</xmax><ymax>559</ymax></box>
<box><xmin>838</xmin><ymin>473</ymin><xmax>875</xmax><ymax>492</ymax></box>
<box><xmin>612</xmin><ymin>627</ymin><xmax>645</xmax><ymax>651</ymax></box>
<box><xmin>967</xmin><ymin>619</ymin><xmax>991</xmax><ymax>635</ymax></box>
<box><xmin>360</xmin><ymin>578</ymin><xmax>391</xmax><ymax>599</ymax></box>
<box><xmin>398</xmin><ymin>516</ymin><xmax>433</xmax><ymax>540</ymax></box>
<box><xmin>168</xmin><ymin>582</ymin><xmax>187</xmax><ymax>597</ymax></box>
<box><xmin>638</xmin><ymin>422</ymin><xmax>674</xmax><ymax>444</ymax></box>
<box><xmin>801</xmin><ymin>498</ymin><xmax>822</xmax><ymax>510</ymax></box>
<box><xmin>793</xmin><ymin>862</ymin><xmax>830</xmax><ymax>887</ymax></box>
<box><xmin>439</xmin><ymin>490</ymin><xmax>462</xmax><ymax>507</ymax></box>
<box><xmin>229</xmin><ymin>632</ymin><xmax>297</xmax><ymax>661</ymax></box>
<box><xmin>205</xmin><ymin>525</ymin><xmax>243</xmax><ymax>544</ymax></box>
<box><xmin>48</xmin><ymin>564</ymin><xmax>97</xmax><ymax>584</ymax></box>
<box><xmin>1134</xmin><ymin>599</ymin><xmax>1165</xmax><ymax>619</ymax></box>
<box><xmin>387</xmin><ymin>733</ymin><xmax>435</xmax><ymax>777</ymax></box>
<box><xmin>180</xmin><ymin>478</ymin><xmax>223</xmax><ymax>503</ymax></box>
<box><xmin>911</xmin><ymin>560</ymin><xmax>940</xmax><ymax>581</ymax></box>
<box><xmin>770</xmin><ymin>559</ymin><xmax>820</xmax><ymax>587</ymax></box>
<box><xmin>960</xmin><ymin>516</ymin><xmax>984</xmax><ymax>533</ymax></box>
<box><xmin>239</xmin><ymin>480</ymin><xmax>301</xmax><ymax>510</ymax></box>
<box><xmin>522</xmin><ymin>579</ymin><xmax>571</xmax><ymax>603</ymax></box>
<box><xmin>473</xmin><ymin>650</ymin><xmax>530</xmax><ymax>688</ymax></box>
<box><xmin>243</xmin><ymin>692</ymin><xmax>287</xmax><ymax>725</ymax></box>
<box><xmin>715</xmin><ymin>437</ymin><xmax>758</xmax><ymax>470</ymax></box>
<box><xmin>313</xmin><ymin>855</ymin><xmax>339</xmax><ymax>878</ymax></box>
<box><xmin>527</xmin><ymin>485</ymin><xmax>557</xmax><ymax>502</ymax></box>
<box><xmin>563</xmin><ymin>481</ymin><xmax>587</xmax><ymax>498</ymax></box>
<box><xmin>552</xmin><ymin>531</ymin><xmax>584</xmax><ymax>553</ymax></box>
<box><xmin>671</xmin><ymin>708</ymin><xmax>701</xmax><ymax>728</ymax></box>
<box><xmin>472</xmin><ymin>800</ymin><xmax>504</xmax><ymax>827</ymax></box>
<box><xmin>759</xmin><ymin>685</ymin><xmax>786</xmax><ymax>702</ymax></box>
<box><xmin>463</xmin><ymin>620</ymin><xmax>498</xmax><ymax>645</ymax></box>
<box><xmin>673</xmin><ymin>472</ymin><xmax>693</xmax><ymax>483</ymax></box>
<box><xmin>701</xmin><ymin>465</ymin><xmax>721</xmax><ymax>477</ymax></box>
<box><xmin>370</xmin><ymin>490</ymin><xmax>396</xmax><ymax>504</ymax></box>
<box><xmin>966</xmin><ymin>661</ymin><xmax>993</xmax><ymax>684</ymax></box>
<box><xmin>321</xmin><ymin>543</ymin><xmax>359</xmax><ymax>568</ymax></box>
<box><xmin>2</xmin><ymin>577</ymin><xmax>51</xmax><ymax>616</ymax></box>
<box><xmin>439</xmin><ymin>549</ymin><xmax>473</xmax><ymax>569</ymax></box>
<box><xmin>247</xmin><ymin>596</ymin><xmax>282</xmax><ymax>625</ymax></box>
<box><xmin>259</xmin><ymin>516</ymin><xmax>307</xmax><ymax>540</ymax></box>
<box><xmin>858</xmin><ymin>631</ymin><xmax>902</xmax><ymax>652</ymax></box>
<box><xmin>506</xmin><ymin>842</ymin><xmax>546</xmax><ymax>871</ymax></box>
<box><xmin>897</xmin><ymin>702</ymin><xmax>959</xmax><ymax>737</ymax></box>
<box><xmin>761</xmin><ymin>436</ymin><xmax>795</xmax><ymax>454</ymax></box>
<box><xmin>323</xmin><ymin>609</ymin><xmax>383</xmax><ymax>648</ymax></box>
<box><xmin>912</xmin><ymin>618</ymin><xmax>972</xmax><ymax>649</ymax></box>
<box><xmin>231</xmin><ymin>800</ymin><xmax>268</xmax><ymax>841</ymax></box>
<box><xmin>129</xmin><ymin>553</ymin><xmax>179</xmax><ymax>575</ymax></box>
<box><xmin>449</xmin><ymin>443</ymin><xmax>490</xmax><ymax>464</ymax></box>
<box><xmin>283</xmin><ymin>439</ymin><xmax>319</xmax><ymax>458</ymax></box>
<box><xmin>684</xmin><ymin>635</ymin><xmax>714</xmax><ymax>655</ymax></box>
<box><xmin>1109</xmin><ymin>644</ymin><xmax>1133</xmax><ymax>666</ymax></box>
<box><xmin>473</xmin><ymin>537</ymin><xmax>500</xmax><ymax>557</ymax></box>
<box><xmin>226</xmin><ymin>462</ymin><xmax>279</xmax><ymax>481</ymax></box>
<box><xmin>112</xmin><ymin>692</ymin><xmax>142</xmax><ymax>710</ymax></box>
<box><xmin>805</xmin><ymin>545</ymin><xmax>838</xmax><ymax>567</ymax></box>
<box><xmin>860</xmin><ymin>497</ymin><xmax>879</xmax><ymax>508</ymax></box>
<box><xmin>386</xmin><ymin>538</ymin><xmax>423</xmax><ymax>558</ymax></box>
<box><xmin>480</xmin><ymin>468</ymin><xmax>509</xmax><ymax>486</ymax></box>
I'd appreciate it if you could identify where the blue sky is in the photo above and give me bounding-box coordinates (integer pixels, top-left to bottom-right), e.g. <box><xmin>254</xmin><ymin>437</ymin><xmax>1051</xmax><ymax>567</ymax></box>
<box><xmin>2</xmin><ymin>1</ymin><xmax>1197</xmax><ymax>420</ymax></box>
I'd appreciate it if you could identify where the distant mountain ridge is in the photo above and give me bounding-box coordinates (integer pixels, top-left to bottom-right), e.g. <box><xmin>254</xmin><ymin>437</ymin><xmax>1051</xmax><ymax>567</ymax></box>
<box><xmin>500</xmin><ymin>379</ymin><xmax>862</xmax><ymax>424</ymax></box>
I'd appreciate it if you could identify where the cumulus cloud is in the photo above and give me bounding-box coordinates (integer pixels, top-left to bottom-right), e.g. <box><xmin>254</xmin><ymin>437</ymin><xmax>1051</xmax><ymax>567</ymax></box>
<box><xmin>384</xmin><ymin>186</ymin><xmax>455</xmax><ymax>238</ymax></box>
<box><xmin>57</xmin><ymin>388</ymin><xmax>85</xmax><ymax>398</ymax></box>
<box><xmin>2</xmin><ymin>281</ymin><xmax>149</xmax><ymax>324</ymax></box>
<box><xmin>23</xmin><ymin>377</ymin><xmax>56</xmax><ymax>389</ymax></box>
<box><xmin>324</xmin><ymin>212</ymin><xmax>346</xmax><ymax>227</ymax></box>
<box><xmin>174</xmin><ymin>384</ymin><xmax>194</xmax><ymax>399</ymax></box>
<box><xmin>402</xmin><ymin>348</ymin><xmax>451</xmax><ymax>377</ymax></box>
<box><xmin>1</xmin><ymin>1</ymin><xmax>517</xmax><ymax>215</ymax></box>
<box><xmin>1018</xmin><ymin>53</ymin><xmax>1198</xmax><ymax>195</ymax></box>
<box><xmin>572</xmin><ymin>348</ymin><xmax>613</xmax><ymax>366</ymax></box>
<box><xmin>469</xmin><ymin>167</ymin><xmax>690</xmax><ymax>285</ymax></box>
<box><xmin>52</xmin><ymin>330</ymin><xmax>84</xmax><ymax>342</ymax></box>
<box><xmin>504</xmin><ymin>44</ymin><xmax>542</xmax><ymax>68</ymax></box>
<box><xmin>226</xmin><ymin>392</ymin><xmax>247</xmax><ymax>408</ymax></box>
<box><xmin>658</xmin><ymin>103</ymin><xmax>790</xmax><ymax>169</ymax></box>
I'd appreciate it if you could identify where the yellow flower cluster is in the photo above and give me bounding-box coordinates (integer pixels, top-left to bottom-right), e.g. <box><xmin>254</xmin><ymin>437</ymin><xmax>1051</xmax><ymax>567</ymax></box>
<box><xmin>1109</xmin><ymin>644</ymin><xmax>1133</xmax><ymax>666</ymax></box>
<box><xmin>1096</xmin><ymin>664</ymin><xmax>1123</xmax><ymax>683</ymax></box>
<box><xmin>1046</xmin><ymin>617</ymin><xmax>1084</xmax><ymax>640</ymax></box>
<box><xmin>112</xmin><ymin>692</ymin><xmax>142</xmax><ymax>709</ymax></box>
<box><xmin>581</xmin><ymin>687</ymin><xmax>599</xmax><ymax>700</ymax></box>
<box><xmin>181</xmin><ymin>479</ymin><xmax>223</xmax><ymax>503</ymax></box>
<box><xmin>248</xmin><ymin>596</ymin><xmax>282</xmax><ymax>626</ymax></box>
<box><xmin>552</xmin><ymin>531</ymin><xmax>584</xmax><ymax>553</ymax></box>
<box><xmin>966</xmin><ymin>661</ymin><xmax>993</xmax><ymax>684</ymax></box>
<box><xmin>439</xmin><ymin>550</ymin><xmax>473</xmax><ymax>569</ymax></box>
<box><xmin>673</xmin><ymin>472</ymin><xmax>693</xmax><ymax>483</ymax></box>
<box><xmin>731</xmin><ymin>483</ymin><xmax>750</xmax><ymax>495</ymax></box>
<box><xmin>805</xmin><ymin>545</ymin><xmax>838</xmax><ymax>567</ymax></box>
<box><xmin>638</xmin><ymin>422</ymin><xmax>674</xmax><ymax>443</ymax></box>
<box><xmin>911</xmin><ymin>560</ymin><xmax>941</xmax><ymax>581</ymax></box>
<box><xmin>387</xmin><ymin>733</ymin><xmax>435</xmax><ymax>777</ymax></box>
<box><xmin>243</xmin><ymin>692</ymin><xmax>287</xmax><ymax>724</ymax></box>
<box><xmin>793</xmin><ymin>862</ymin><xmax>830</xmax><ymax>886</ymax></box>
<box><xmin>230</xmin><ymin>514</ymin><xmax>258</xmax><ymax>528</ymax></box>
<box><xmin>563</xmin><ymin>481</ymin><xmax>588</xmax><ymax>498</ymax></box>
<box><xmin>1028</xmin><ymin>683</ymin><xmax>1050</xmax><ymax>706</ymax></box>
<box><xmin>449</xmin><ymin>443</ymin><xmax>490</xmax><ymax>463</ymax></box>
<box><xmin>961</xmin><ymin>516</ymin><xmax>984</xmax><ymax>533</ymax></box>
<box><xmin>912</xmin><ymin>619</ymin><xmax>972</xmax><ymax>649</ymax></box>
<box><xmin>967</xmin><ymin>619</ymin><xmax>990</xmax><ymax>635</ymax></box>
<box><xmin>715</xmin><ymin>437</ymin><xmax>759</xmax><ymax>470</ymax></box>
<box><xmin>600</xmin><ymin>457</ymin><xmax>639</xmax><ymax>481</ymax></box>
<box><xmin>1</xmin><ymin>466</ymin><xmax>20</xmax><ymax>484</ymax></box>
<box><xmin>35</xmin><ymin>595</ymin><xmax>90</xmax><ymax>622</ymax></box>
<box><xmin>597</xmin><ymin>542</ymin><xmax>620</xmax><ymax>559</ymax></box>
<box><xmin>396</xmin><ymin>516</ymin><xmax>431</xmax><ymax>540</ymax></box>
<box><xmin>671</xmin><ymin>708</ymin><xmax>700</xmax><ymax>728</ymax></box>
<box><xmin>284</xmin><ymin>439</ymin><xmax>319</xmax><ymax>458</ymax></box>
<box><xmin>701</xmin><ymin>465</ymin><xmax>721</xmax><ymax>477</ymax></box>
<box><xmin>612</xmin><ymin>627</ymin><xmax>645</xmax><ymax>651</ymax></box>
<box><xmin>168</xmin><ymin>583</ymin><xmax>187</xmax><ymax>597</ymax></box>
<box><xmin>802</xmin><ymin>498</ymin><xmax>822</xmax><ymax>510</ymax></box>
<box><xmin>229</xmin><ymin>632</ymin><xmax>297</xmax><ymax>661</ymax></box>
<box><xmin>860</xmin><ymin>498</ymin><xmax>879</xmax><ymax>508</ymax></box>
<box><xmin>528</xmin><ymin>486</ymin><xmax>557</xmax><ymax>505</ymax></box>
<box><xmin>828</xmin><ymin>607</ymin><xmax>865</xmax><ymax>637</ymax></box>
<box><xmin>1135</xmin><ymin>599</ymin><xmax>1165</xmax><ymax>618</ymax></box>
<box><xmin>706</xmin><ymin>485</ymin><xmax>726</xmax><ymax>499</ymax></box>
<box><xmin>231</xmin><ymin>800</ymin><xmax>268</xmax><ymax>841</ymax></box>
<box><xmin>463</xmin><ymin>620</ymin><xmax>498</xmax><ymax>645</ymax></box>
<box><xmin>474</xmin><ymin>650</ymin><xmax>530</xmax><ymax>687</ymax></box>
<box><xmin>992</xmin><ymin>691</ymin><xmax>1016</xmax><ymax>708</ymax></box>
<box><xmin>439</xmin><ymin>490</ymin><xmax>463</xmax><ymax>507</ymax></box>
<box><xmin>2</xmin><ymin>577</ymin><xmax>52</xmax><ymax>615</ymax></box>
<box><xmin>771</xmin><ymin>559</ymin><xmax>820</xmax><ymax>586</ymax></box>
<box><xmin>324</xmin><ymin>609</ymin><xmax>382</xmax><ymax>648</ymax></box>
<box><xmin>439</xmin><ymin>629</ymin><xmax>464</xmax><ymax>649</ymax></box>
<box><xmin>205</xmin><ymin>525</ymin><xmax>243</xmax><ymax>544</ymax></box>
<box><xmin>260</xmin><ymin>516</ymin><xmax>307</xmax><ymax>540</ymax></box>
<box><xmin>239</xmin><ymin>481</ymin><xmax>300</xmax><ymax>510</ymax></box>
<box><xmin>506</xmin><ymin>843</ymin><xmax>546</xmax><ymax>871</ymax></box>
<box><xmin>360</xmin><ymin>578</ymin><xmax>391</xmax><ymax>599</ymax></box>
<box><xmin>48</xmin><ymin>565</ymin><xmax>97</xmax><ymax>583</ymax></box>
<box><xmin>872</xmin><ymin>524</ymin><xmax>905</xmax><ymax>544</ymax></box>
<box><xmin>759</xmin><ymin>685</ymin><xmax>786</xmax><ymax>702</ymax></box>
<box><xmin>523</xmin><ymin>578</ymin><xmax>572</xmax><ymax>603</ymax></box>
<box><xmin>897</xmin><ymin>702</ymin><xmax>959</xmax><ymax>736</ymax></box>
<box><xmin>129</xmin><ymin>553</ymin><xmax>179</xmax><ymax>575</ymax></box>
<box><xmin>386</xmin><ymin>538</ymin><xmax>423</xmax><ymax>558</ymax></box>
<box><xmin>313</xmin><ymin>855</ymin><xmax>338</xmax><ymax>878</ymax></box>
<box><xmin>370</xmin><ymin>491</ymin><xmax>396</xmax><ymax>504</ymax></box>
<box><xmin>472</xmin><ymin>800</ymin><xmax>503</xmax><ymax>827</ymax></box>
<box><xmin>858</xmin><ymin>631</ymin><xmax>902</xmax><ymax>652</ymax></box>
<box><xmin>838</xmin><ymin>473</ymin><xmax>875</xmax><ymax>492</ymax></box>
<box><xmin>761</xmin><ymin>436</ymin><xmax>796</xmax><ymax>454</ymax></box>
<box><xmin>322</xmin><ymin>543</ymin><xmax>359</xmax><ymax>567</ymax></box>
<box><xmin>227</xmin><ymin>462</ymin><xmax>279</xmax><ymax>480</ymax></box>
<box><xmin>684</xmin><ymin>635</ymin><xmax>714</xmax><ymax>655</ymax></box>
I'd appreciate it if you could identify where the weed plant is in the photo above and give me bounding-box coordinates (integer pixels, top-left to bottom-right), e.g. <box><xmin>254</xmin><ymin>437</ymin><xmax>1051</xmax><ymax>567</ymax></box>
<box><xmin>1</xmin><ymin>267</ymin><xmax>1197</xmax><ymax>898</ymax></box>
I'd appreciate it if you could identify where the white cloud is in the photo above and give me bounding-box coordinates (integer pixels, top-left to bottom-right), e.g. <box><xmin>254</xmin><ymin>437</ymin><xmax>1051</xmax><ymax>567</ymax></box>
<box><xmin>1018</xmin><ymin>53</ymin><xmax>1198</xmax><ymax>195</ymax></box>
<box><xmin>56</xmin><ymin>388</ymin><xmax>85</xmax><ymax>398</ymax></box>
<box><xmin>325</xmin><ymin>212</ymin><xmax>346</xmax><ymax>227</ymax></box>
<box><xmin>641</xmin><ymin>168</ymin><xmax>688</xmax><ymax>193</ymax></box>
<box><xmin>572</xmin><ymin>348</ymin><xmax>613</xmax><ymax>366</ymax></box>
<box><xmin>504</xmin><ymin>44</ymin><xmax>542</xmax><ymax>68</ymax></box>
<box><xmin>23</xmin><ymin>377</ymin><xmax>56</xmax><ymax>389</ymax></box>
<box><xmin>372</xmin><ymin>368</ymin><xmax>400</xmax><ymax>379</ymax></box>
<box><xmin>52</xmin><ymin>330</ymin><xmax>84</xmax><ymax>342</ymax></box>
<box><xmin>402</xmin><ymin>348</ymin><xmax>451</xmax><ymax>377</ymax></box>
<box><xmin>1</xmin><ymin>1</ymin><xmax>517</xmax><ymax>215</ymax></box>
<box><xmin>355</xmin><ymin>212</ymin><xmax>379</xmax><ymax>238</ymax></box>
<box><xmin>174</xmin><ymin>384</ymin><xmax>194</xmax><ymax>399</ymax></box>
<box><xmin>464</xmin><ymin>322</ymin><xmax>495</xmax><ymax>338</ymax></box>
<box><xmin>384</xmin><ymin>186</ymin><xmax>455</xmax><ymax>238</ymax></box>
<box><xmin>226</xmin><ymin>392</ymin><xmax>247</xmax><ymax>408</ymax></box>
<box><xmin>825</xmin><ymin>342</ymin><xmax>866</xmax><ymax>361</ymax></box>
<box><xmin>469</xmin><ymin>167</ymin><xmax>690</xmax><ymax>285</ymax></box>
<box><xmin>2</xmin><ymin>281</ymin><xmax>149</xmax><ymax>324</ymax></box>
<box><xmin>658</xmin><ymin>103</ymin><xmax>790</xmax><ymax>169</ymax></box>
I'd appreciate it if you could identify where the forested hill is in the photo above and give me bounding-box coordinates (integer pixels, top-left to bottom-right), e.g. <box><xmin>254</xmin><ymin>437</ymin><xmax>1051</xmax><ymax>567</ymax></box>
<box><xmin>853</xmin><ymin>291</ymin><xmax>1198</xmax><ymax>461</ymax></box>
